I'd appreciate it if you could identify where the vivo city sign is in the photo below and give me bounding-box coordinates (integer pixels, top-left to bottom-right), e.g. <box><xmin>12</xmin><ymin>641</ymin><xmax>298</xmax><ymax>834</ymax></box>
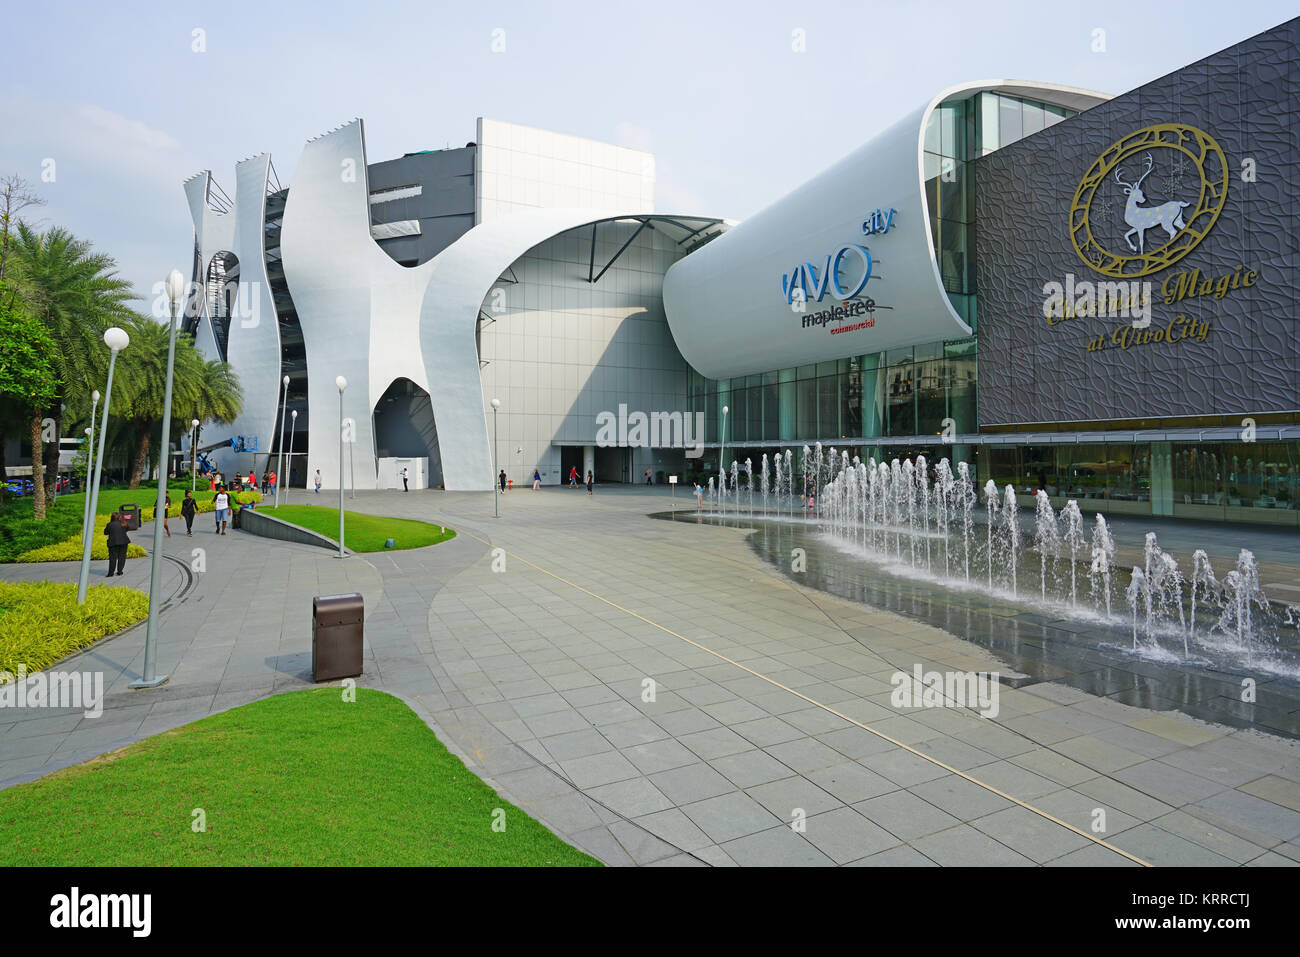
<box><xmin>781</xmin><ymin>244</ymin><xmax>873</xmax><ymax>305</ymax></box>
<box><xmin>780</xmin><ymin>207</ymin><xmax>896</xmax><ymax>305</ymax></box>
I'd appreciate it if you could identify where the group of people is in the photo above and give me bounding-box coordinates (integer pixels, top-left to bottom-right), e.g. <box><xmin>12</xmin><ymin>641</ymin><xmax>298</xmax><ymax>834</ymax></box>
<box><xmin>497</xmin><ymin>466</ymin><xmax>594</xmax><ymax>494</ymax></box>
<box><xmin>566</xmin><ymin>466</ymin><xmax>593</xmax><ymax>495</ymax></box>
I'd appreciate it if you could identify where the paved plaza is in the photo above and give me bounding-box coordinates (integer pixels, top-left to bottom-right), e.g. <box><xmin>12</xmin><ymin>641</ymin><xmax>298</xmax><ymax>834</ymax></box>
<box><xmin>2</xmin><ymin>485</ymin><xmax>1299</xmax><ymax>866</ymax></box>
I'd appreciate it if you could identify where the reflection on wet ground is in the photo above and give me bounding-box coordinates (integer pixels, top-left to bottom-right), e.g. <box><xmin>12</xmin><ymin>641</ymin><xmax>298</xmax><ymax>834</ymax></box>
<box><xmin>658</xmin><ymin>510</ymin><xmax>1300</xmax><ymax>740</ymax></box>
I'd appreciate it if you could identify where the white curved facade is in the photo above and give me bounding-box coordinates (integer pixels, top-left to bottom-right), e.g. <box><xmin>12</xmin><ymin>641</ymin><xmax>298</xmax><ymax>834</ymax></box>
<box><xmin>185</xmin><ymin>118</ymin><xmax>723</xmax><ymax>490</ymax></box>
<box><xmin>662</xmin><ymin>81</ymin><xmax>1108</xmax><ymax>380</ymax></box>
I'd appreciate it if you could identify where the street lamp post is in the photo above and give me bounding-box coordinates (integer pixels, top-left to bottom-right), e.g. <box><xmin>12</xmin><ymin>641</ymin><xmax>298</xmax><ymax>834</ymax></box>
<box><xmin>77</xmin><ymin>331</ymin><xmax>129</xmax><ymax>604</ymax></box>
<box><xmin>349</xmin><ymin>430</ymin><xmax>355</xmax><ymax>500</ymax></box>
<box><xmin>287</xmin><ymin>409</ymin><xmax>297</xmax><ymax>503</ymax></box>
<box><xmin>131</xmin><ymin>268</ymin><xmax>187</xmax><ymax>690</ymax></box>
<box><xmin>490</xmin><ymin>398</ymin><xmax>500</xmax><ymax>518</ymax></box>
<box><xmin>275</xmin><ymin>374</ymin><xmax>289</xmax><ymax>507</ymax></box>
<box><xmin>79</xmin><ymin>390</ymin><xmax>100</xmax><ymax>560</ymax></box>
<box><xmin>336</xmin><ymin>376</ymin><xmax>347</xmax><ymax>558</ymax></box>
<box><xmin>190</xmin><ymin>418</ymin><xmax>200</xmax><ymax>492</ymax></box>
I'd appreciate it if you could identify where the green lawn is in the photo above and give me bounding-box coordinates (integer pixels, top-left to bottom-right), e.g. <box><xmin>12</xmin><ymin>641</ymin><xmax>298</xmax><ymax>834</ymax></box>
<box><xmin>0</xmin><ymin>581</ymin><xmax>150</xmax><ymax>678</ymax></box>
<box><xmin>0</xmin><ymin>688</ymin><xmax>599</xmax><ymax>866</ymax></box>
<box><xmin>266</xmin><ymin>504</ymin><xmax>454</xmax><ymax>552</ymax></box>
<box><xmin>0</xmin><ymin>479</ymin><xmax>200</xmax><ymax>563</ymax></box>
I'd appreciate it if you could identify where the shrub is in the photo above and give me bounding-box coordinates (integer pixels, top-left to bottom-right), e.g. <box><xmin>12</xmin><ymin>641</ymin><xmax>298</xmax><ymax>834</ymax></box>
<box><xmin>0</xmin><ymin>581</ymin><xmax>150</xmax><ymax>677</ymax></box>
<box><xmin>15</xmin><ymin>534</ymin><xmax>146</xmax><ymax>563</ymax></box>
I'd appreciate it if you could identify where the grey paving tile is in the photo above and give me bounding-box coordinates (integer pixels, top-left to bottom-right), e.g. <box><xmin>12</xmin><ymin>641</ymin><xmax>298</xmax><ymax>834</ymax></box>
<box><xmin>648</xmin><ymin>763</ymin><xmax>736</xmax><ymax>805</ymax></box>
<box><xmin>802</xmin><ymin>807</ymin><xmax>900</xmax><ymax>864</ymax></box>
<box><xmin>909</xmin><ymin>824</ymin><xmax>1036</xmax><ymax>866</ymax></box>
<box><xmin>709</xmin><ymin>749</ymin><xmax>796</xmax><ymax>789</ymax></box>
<box><xmin>681</xmin><ymin>791</ymin><xmax>783</xmax><ymax>844</ymax></box>
<box><xmin>969</xmin><ymin>806</ymin><xmax>1093</xmax><ymax>863</ymax></box>
<box><xmin>720</xmin><ymin>825</ymin><xmax>836</xmax><ymax>867</ymax></box>
<box><xmin>853</xmin><ymin>790</ymin><xmax>961</xmax><ymax>841</ymax></box>
<box><xmin>584</xmin><ymin>777</ymin><xmax>675</xmax><ymax>818</ymax></box>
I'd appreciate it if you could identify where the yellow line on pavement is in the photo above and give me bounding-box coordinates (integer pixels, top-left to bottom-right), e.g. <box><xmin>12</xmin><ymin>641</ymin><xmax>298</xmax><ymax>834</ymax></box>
<box><xmin>462</xmin><ymin>530</ymin><xmax>1151</xmax><ymax>867</ymax></box>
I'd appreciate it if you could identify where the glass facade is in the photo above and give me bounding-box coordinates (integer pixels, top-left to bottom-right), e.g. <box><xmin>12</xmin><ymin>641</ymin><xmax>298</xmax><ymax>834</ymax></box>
<box><xmin>675</xmin><ymin>90</ymin><xmax>1298</xmax><ymax>527</ymax></box>
<box><xmin>685</xmin><ymin>91</ymin><xmax>1074</xmax><ymax>462</ymax></box>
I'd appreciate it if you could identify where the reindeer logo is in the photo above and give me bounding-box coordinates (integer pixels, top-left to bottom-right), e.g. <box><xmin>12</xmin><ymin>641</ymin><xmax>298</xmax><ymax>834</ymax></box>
<box><xmin>1113</xmin><ymin>153</ymin><xmax>1189</xmax><ymax>254</ymax></box>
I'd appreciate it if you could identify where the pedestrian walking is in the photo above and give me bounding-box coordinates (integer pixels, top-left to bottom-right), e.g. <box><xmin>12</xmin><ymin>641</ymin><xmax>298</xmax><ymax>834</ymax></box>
<box><xmin>586</xmin><ymin>470</ymin><xmax>593</xmax><ymax>495</ymax></box>
<box><xmin>261</xmin><ymin>472</ymin><xmax>269</xmax><ymax>495</ymax></box>
<box><xmin>532</xmin><ymin>468</ymin><xmax>541</xmax><ymax>490</ymax></box>
<box><xmin>499</xmin><ymin>469</ymin><xmax>507</xmax><ymax>493</ymax></box>
<box><xmin>181</xmin><ymin>490</ymin><xmax>196</xmax><ymax>535</ymax></box>
<box><xmin>247</xmin><ymin>470</ymin><xmax>256</xmax><ymax>489</ymax></box>
<box><xmin>104</xmin><ymin>512</ymin><xmax>130</xmax><ymax>577</ymax></box>
<box><xmin>402</xmin><ymin>467</ymin><xmax>409</xmax><ymax>492</ymax></box>
<box><xmin>269</xmin><ymin>470</ymin><xmax>277</xmax><ymax>496</ymax></box>
<box><xmin>569</xmin><ymin>466</ymin><xmax>578</xmax><ymax>488</ymax></box>
<box><xmin>644</xmin><ymin>467</ymin><xmax>653</xmax><ymax>485</ymax></box>
<box><xmin>694</xmin><ymin>481</ymin><xmax>703</xmax><ymax>512</ymax></box>
<box><xmin>214</xmin><ymin>487</ymin><xmax>231</xmax><ymax>535</ymax></box>
<box><xmin>162</xmin><ymin>492</ymin><xmax>172</xmax><ymax>538</ymax></box>
<box><xmin>314</xmin><ymin>469</ymin><xmax>322</xmax><ymax>494</ymax></box>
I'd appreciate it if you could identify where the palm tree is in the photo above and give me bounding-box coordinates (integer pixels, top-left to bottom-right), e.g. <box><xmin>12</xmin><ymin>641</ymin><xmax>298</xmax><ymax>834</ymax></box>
<box><xmin>7</xmin><ymin>225</ymin><xmax>136</xmax><ymax>516</ymax></box>
<box><xmin>116</xmin><ymin>318</ymin><xmax>242</xmax><ymax>488</ymax></box>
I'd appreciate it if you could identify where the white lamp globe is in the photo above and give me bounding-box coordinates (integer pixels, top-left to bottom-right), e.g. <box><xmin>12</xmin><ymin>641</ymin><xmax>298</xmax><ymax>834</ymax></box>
<box><xmin>490</xmin><ymin>398</ymin><xmax>501</xmax><ymax>409</ymax></box>
<box><xmin>165</xmin><ymin>269</ymin><xmax>186</xmax><ymax>308</ymax></box>
<box><xmin>104</xmin><ymin>327</ymin><xmax>130</xmax><ymax>352</ymax></box>
<box><xmin>336</xmin><ymin>376</ymin><xmax>348</xmax><ymax>392</ymax></box>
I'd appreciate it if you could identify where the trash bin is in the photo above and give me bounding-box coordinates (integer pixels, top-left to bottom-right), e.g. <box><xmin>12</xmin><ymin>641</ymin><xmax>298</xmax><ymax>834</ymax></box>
<box><xmin>120</xmin><ymin>504</ymin><xmax>141</xmax><ymax>530</ymax></box>
<box><xmin>312</xmin><ymin>593</ymin><xmax>364</xmax><ymax>682</ymax></box>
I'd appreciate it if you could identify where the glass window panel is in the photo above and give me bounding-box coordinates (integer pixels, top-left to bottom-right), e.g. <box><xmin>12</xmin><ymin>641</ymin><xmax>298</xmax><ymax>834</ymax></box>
<box><xmin>797</xmin><ymin>377</ymin><xmax>817</xmax><ymax>437</ymax></box>
<box><xmin>1022</xmin><ymin>101</ymin><xmax>1044</xmax><ymax>137</ymax></box>
<box><xmin>818</xmin><ymin>375</ymin><xmax>840</xmax><ymax>437</ymax></box>
<box><xmin>886</xmin><ymin>364</ymin><xmax>915</xmax><ymax>435</ymax></box>
<box><xmin>939</xmin><ymin>162</ymin><xmax>966</xmax><ymax>223</ymax></box>
<box><xmin>998</xmin><ymin>95</ymin><xmax>1022</xmax><ymax>145</ymax></box>
<box><xmin>980</xmin><ymin>92</ymin><xmax>1000</xmax><ymax>153</ymax></box>
<box><xmin>923</xmin><ymin>110</ymin><xmax>941</xmax><ymax>154</ymax></box>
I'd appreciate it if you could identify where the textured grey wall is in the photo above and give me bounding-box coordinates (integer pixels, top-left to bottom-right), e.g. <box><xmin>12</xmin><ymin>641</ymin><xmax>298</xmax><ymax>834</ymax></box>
<box><xmin>975</xmin><ymin>18</ymin><xmax>1299</xmax><ymax>426</ymax></box>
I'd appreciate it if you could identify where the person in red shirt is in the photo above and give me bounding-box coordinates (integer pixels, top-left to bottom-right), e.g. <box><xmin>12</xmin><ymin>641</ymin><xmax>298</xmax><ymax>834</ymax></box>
<box><xmin>269</xmin><ymin>471</ymin><xmax>277</xmax><ymax>495</ymax></box>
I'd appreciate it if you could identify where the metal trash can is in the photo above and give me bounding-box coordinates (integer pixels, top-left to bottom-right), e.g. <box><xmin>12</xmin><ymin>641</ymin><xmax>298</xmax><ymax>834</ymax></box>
<box><xmin>120</xmin><ymin>504</ymin><xmax>141</xmax><ymax>530</ymax></box>
<box><xmin>312</xmin><ymin>593</ymin><xmax>364</xmax><ymax>682</ymax></box>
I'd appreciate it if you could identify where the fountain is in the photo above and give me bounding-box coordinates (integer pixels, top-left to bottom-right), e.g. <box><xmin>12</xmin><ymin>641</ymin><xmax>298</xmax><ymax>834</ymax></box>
<box><xmin>681</xmin><ymin>449</ymin><xmax>1296</xmax><ymax>678</ymax></box>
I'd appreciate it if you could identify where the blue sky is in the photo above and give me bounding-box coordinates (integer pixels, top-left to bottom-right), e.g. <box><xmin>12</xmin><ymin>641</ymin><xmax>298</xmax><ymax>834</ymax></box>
<box><xmin>1</xmin><ymin>0</ymin><xmax>1294</xmax><ymax>298</ymax></box>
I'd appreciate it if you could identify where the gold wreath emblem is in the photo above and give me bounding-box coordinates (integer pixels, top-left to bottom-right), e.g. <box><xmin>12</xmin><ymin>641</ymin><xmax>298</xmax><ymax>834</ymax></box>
<box><xmin>1069</xmin><ymin>123</ymin><xmax>1227</xmax><ymax>278</ymax></box>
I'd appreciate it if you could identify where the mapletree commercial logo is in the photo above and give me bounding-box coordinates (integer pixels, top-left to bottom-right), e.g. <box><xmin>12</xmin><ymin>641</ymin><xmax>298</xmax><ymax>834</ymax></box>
<box><xmin>1069</xmin><ymin>123</ymin><xmax>1228</xmax><ymax>278</ymax></box>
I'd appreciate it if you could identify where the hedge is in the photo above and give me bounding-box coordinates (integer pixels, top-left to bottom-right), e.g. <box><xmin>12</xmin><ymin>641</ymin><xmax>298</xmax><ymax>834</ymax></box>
<box><xmin>0</xmin><ymin>581</ymin><xmax>150</xmax><ymax>678</ymax></box>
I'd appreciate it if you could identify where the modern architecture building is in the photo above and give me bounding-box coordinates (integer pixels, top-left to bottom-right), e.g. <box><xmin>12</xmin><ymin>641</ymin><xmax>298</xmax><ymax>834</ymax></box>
<box><xmin>183</xmin><ymin>17</ymin><xmax>1298</xmax><ymax>525</ymax></box>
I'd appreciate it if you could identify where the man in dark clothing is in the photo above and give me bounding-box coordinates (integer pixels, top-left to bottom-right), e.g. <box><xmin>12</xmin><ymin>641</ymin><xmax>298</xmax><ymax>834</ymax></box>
<box><xmin>104</xmin><ymin>512</ymin><xmax>130</xmax><ymax>576</ymax></box>
<box><xmin>181</xmin><ymin>491</ymin><xmax>197</xmax><ymax>535</ymax></box>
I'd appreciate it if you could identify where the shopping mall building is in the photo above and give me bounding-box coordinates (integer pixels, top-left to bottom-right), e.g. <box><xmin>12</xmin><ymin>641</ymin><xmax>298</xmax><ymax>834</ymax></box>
<box><xmin>183</xmin><ymin>16</ymin><xmax>1298</xmax><ymax>526</ymax></box>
